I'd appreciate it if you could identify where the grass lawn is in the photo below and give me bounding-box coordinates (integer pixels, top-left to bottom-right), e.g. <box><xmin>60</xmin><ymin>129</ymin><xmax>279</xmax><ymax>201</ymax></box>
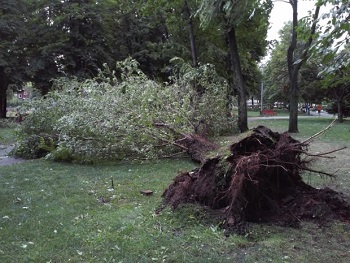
<box><xmin>0</xmin><ymin>122</ymin><xmax>17</xmax><ymax>145</ymax></box>
<box><xmin>0</xmin><ymin>118</ymin><xmax>349</xmax><ymax>262</ymax></box>
<box><xmin>248</xmin><ymin>117</ymin><xmax>350</xmax><ymax>195</ymax></box>
<box><xmin>248</xmin><ymin>117</ymin><xmax>349</xmax><ymax>142</ymax></box>
<box><xmin>0</xmin><ymin>128</ymin><xmax>15</xmax><ymax>145</ymax></box>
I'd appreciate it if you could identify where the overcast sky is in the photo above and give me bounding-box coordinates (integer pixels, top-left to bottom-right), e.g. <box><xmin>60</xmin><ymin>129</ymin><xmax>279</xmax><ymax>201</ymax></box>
<box><xmin>268</xmin><ymin>0</ymin><xmax>322</xmax><ymax>41</ymax></box>
<box><xmin>262</xmin><ymin>0</ymin><xmax>331</xmax><ymax>63</ymax></box>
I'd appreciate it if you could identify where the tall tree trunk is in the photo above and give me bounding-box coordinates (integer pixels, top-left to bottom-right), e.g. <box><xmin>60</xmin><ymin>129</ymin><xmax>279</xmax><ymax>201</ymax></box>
<box><xmin>288</xmin><ymin>78</ymin><xmax>299</xmax><ymax>132</ymax></box>
<box><xmin>287</xmin><ymin>0</ymin><xmax>320</xmax><ymax>133</ymax></box>
<box><xmin>337</xmin><ymin>100</ymin><xmax>344</xmax><ymax>123</ymax></box>
<box><xmin>227</xmin><ymin>27</ymin><xmax>248</xmax><ymax>133</ymax></box>
<box><xmin>332</xmin><ymin>85</ymin><xmax>349</xmax><ymax>123</ymax></box>
<box><xmin>184</xmin><ymin>1</ymin><xmax>198</xmax><ymax>67</ymax></box>
<box><xmin>0</xmin><ymin>89</ymin><xmax>7</xmax><ymax>118</ymax></box>
<box><xmin>226</xmin><ymin>80</ymin><xmax>235</xmax><ymax>118</ymax></box>
<box><xmin>0</xmin><ymin>72</ymin><xmax>9</xmax><ymax>118</ymax></box>
<box><xmin>287</xmin><ymin>0</ymin><xmax>300</xmax><ymax>133</ymax></box>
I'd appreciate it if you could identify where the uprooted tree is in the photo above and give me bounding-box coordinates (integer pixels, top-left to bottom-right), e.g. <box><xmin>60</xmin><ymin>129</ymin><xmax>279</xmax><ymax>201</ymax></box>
<box><xmin>13</xmin><ymin>58</ymin><xmax>349</xmax><ymax>234</ymax></box>
<box><xmin>160</xmin><ymin>125</ymin><xmax>350</xmax><ymax>234</ymax></box>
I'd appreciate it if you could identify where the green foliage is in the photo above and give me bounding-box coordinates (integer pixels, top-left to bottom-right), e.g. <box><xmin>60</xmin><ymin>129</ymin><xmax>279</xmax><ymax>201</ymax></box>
<box><xmin>46</xmin><ymin>146</ymin><xmax>75</xmax><ymax>162</ymax></box>
<box><xmin>0</xmin><ymin>0</ymin><xmax>28</xmax><ymax>117</ymax></box>
<box><xmin>264</xmin><ymin>23</ymin><xmax>294</xmax><ymax>103</ymax></box>
<box><xmin>326</xmin><ymin>101</ymin><xmax>350</xmax><ymax>117</ymax></box>
<box><xmin>197</xmin><ymin>0</ymin><xmax>254</xmax><ymax>28</ymax></box>
<box><xmin>310</xmin><ymin>0</ymin><xmax>350</xmax><ymax>66</ymax></box>
<box><xmin>13</xmin><ymin>133</ymin><xmax>57</xmax><ymax>159</ymax></box>
<box><xmin>24</xmin><ymin>0</ymin><xmax>121</xmax><ymax>92</ymax></box>
<box><xmin>0</xmin><ymin>0</ymin><xmax>27</xmax><ymax>79</ymax></box>
<box><xmin>264</xmin><ymin>22</ymin><xmax>327</xmax><ymax>105</ymax></box>
<box><xmin>15</xmin><ymin>58</ymin><xmax>232</xmax><ymax>163</ymax></box>
<box><xmin>0</xmin><ymin>118</ymin><xmax>16</xmax><ymax>129</ymax></box>
<box><xmin>318</xmin><ymin>46</ymin><xmax>350</xmax><ymax>121</ymax></box>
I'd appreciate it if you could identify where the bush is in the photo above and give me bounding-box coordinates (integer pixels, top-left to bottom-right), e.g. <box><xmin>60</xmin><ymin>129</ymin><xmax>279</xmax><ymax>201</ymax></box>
<box><xmin>0</xmin><ymin>119</ymin><xmax>18</xmax><ymax>129</ymax></box>
<box><xmin>12</xmin><ymin>133</ymin><xmax>58</xmax><ymax>159</ymax></box>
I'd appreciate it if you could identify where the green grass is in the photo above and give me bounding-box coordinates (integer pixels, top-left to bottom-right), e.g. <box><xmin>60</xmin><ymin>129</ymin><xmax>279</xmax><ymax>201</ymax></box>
<box><xmin>0</xmin><ymin>119</ymin><xmax>349</xmax><ymax>262</ymax></box>
<box><xmin>249</xmin><ymin>117</ymin><xmax>349</xmax><ymax>142</ymax></box>
<box><xmin>0</xmin><ymin>125</ymin><xmax>17</xmax><ymax>144</ymax></box>
<box><xmin>248</xmin><ymin>117</ymin><xmax>350</xmax><ymax>193</ymax></box>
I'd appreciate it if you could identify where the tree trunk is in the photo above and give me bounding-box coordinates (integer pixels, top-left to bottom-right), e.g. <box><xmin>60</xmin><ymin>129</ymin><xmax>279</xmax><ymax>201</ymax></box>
<box><xmin>227</xmin><ymin>27</ymin><xmax>248</xmax><ymax>133</ymax></box>
<box><xmin>184</xmin><ymin>1</ymin><xmax>198</xmax><ymax>67</ymax></box>
<box><xmin>287</xmin><ymin>0</ymin><xmax>320</xmax><ymax>133</ymax></box>
<box><xmin>224</xmin><ymin>79</ymin><xmax>236</xmax><ymax>119</ymax></box>
<box><xmin>287</xmin><ymin>0</ymin><xmax>299</xmax><ymax>133</ymax></box>
<box><xmin>288</xmin><ymin>80</ymin><xmax>299</xmax><ymax>132</ymax></box>
<box><xmin>0</xmin><ymin>72</ymin><xmax>9</xmax><ymax>118</ymax></box>
<box><xmin>337</xmin><ymin>100</ymin><xmax>344</xmax><ymax>123</ymax></box>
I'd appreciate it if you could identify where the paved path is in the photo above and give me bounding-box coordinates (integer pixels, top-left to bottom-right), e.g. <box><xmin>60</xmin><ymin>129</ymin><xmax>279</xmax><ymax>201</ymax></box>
<box><xmin>0</xmin><ymin>144</ymin><xmax>26</xmax><ymax>166</ymax></box>
<box><xmin>248</xmin><ymin>112</ymin><xmax>335</xmax><ymax>121</ymax></box>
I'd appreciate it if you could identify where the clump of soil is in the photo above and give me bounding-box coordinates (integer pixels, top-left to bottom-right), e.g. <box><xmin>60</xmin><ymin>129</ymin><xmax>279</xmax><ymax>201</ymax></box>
<box><xmin>161</xmin><ymin>126</ymin><xmax>350</xmax><ymax>234</ymax></box>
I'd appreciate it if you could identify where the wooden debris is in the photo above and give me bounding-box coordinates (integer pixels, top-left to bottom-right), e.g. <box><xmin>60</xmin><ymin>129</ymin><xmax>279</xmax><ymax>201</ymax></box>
<box><xmin>140</xmin><ymin>190</ymin><xmax>153</xmax><ymax>196</ymax></box>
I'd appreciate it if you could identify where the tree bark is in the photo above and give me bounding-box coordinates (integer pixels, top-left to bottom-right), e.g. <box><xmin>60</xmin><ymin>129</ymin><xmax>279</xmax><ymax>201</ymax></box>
<box><xmin>227</xmin><ymin>27</ymin><xmax>248</xmax><ymax>133</ymax></box>
<box><xmin>287</xmin><ymin>0</ymin><xmax>300</xmax><ymax>133</ymax></box>
<box><xmin>337</xmin><ymin>100</ymin><xmax>344</xmax><ymax>123</ymax></box>
<box><xmin>287</xmin><ymin>0</ymin><xmax>320</xmax><ymax>133</ymax></box>
<box><xmin>0</xmin><ymin>71</ymin><xmax>9</xmax><ymax>118</ymax></box>
<box><xmin>184</xmin><ymin>1</ymin><xmax>198</xmax><ymax>67</ymax></box>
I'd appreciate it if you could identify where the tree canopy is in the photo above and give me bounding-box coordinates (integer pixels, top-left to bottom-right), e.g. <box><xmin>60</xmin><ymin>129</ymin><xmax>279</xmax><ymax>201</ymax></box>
<box><xmin>1</xmin><ymin>0</ymin><xmax>348</xmax><ymax>142</ymax></box>
<box><xmin>0</xmin><ymin>0</ymin><xmax>28</xmax><ymax>117</ymax></box>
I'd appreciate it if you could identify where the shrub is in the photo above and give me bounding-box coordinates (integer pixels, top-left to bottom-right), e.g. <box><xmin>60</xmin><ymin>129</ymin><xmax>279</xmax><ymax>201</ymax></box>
<box><xmin>12</xmin><ymin>133</ymin><xmax>58</xmax><ymax>159</ymax></box>
<box><xmin>0</xmin><ymin>119</ymin><xmax>17</xmax><ymax>129</ymax></box>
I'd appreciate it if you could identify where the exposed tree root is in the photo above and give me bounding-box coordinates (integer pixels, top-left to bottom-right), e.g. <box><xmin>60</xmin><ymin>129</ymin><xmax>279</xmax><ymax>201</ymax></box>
<box><xmin>160</xmin><ymin>126</ymin><xmax>350</xmax><ymax>234</ymax></box>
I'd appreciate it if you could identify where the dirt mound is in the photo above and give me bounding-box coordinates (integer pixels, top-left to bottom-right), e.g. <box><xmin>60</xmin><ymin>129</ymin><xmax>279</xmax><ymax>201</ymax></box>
<box><xmin>161</xmin><ymin>126</ymin><xmax>350</xmax><ymax>234</ymax></box>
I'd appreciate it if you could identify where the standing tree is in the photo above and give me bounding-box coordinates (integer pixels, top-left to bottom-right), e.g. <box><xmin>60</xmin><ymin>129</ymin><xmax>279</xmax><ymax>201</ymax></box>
<box><xmin>197</xmin><ymin>0</ymin><xmax>271</xmax><ymax>132</ymax></box>
<box><xmin>183</xmin><ymin>0</ymin><xmax>198</xmax><ymax>67</ymax></box>
<box><xmin>47</xmin><ymin>0</ymin><xmax>116</xmax><ymax>79</ymax></box>
<box><xmin>138</xmin><ymin>0</ymin><xmax>200</xmax><ymax>72</ymax></box>
<box><xmin>287</xmin><ymin>0</ymin><xmax>321</xmax><ymax>132</ymax></box>
<box><xmin>264</xmin><ymin>22</ymin><xmax>325</xmax><ymax>109</ymax></box>
<box><xmin>321</xmin><ymin>46</ymin><xmax>350</xmax><ymax>123</ymax></box>
<box><xmin>311</xmin><ymin>0</ymin><xmax>349</xmax><ymax>122</ymax></box>
<box><xmin>24</xmin><ymin>0</ymin><xmax>120</xmax><ymax>94</ymax></box>
<box><xmin>287</xmin><ymin>0</ymin><xmax>350</xmax><ymax>130</ymax></box>
<box><xmin>0</xmin><ymin>0</ymin><xmax>28</xmax><ymax>117</ymax></box>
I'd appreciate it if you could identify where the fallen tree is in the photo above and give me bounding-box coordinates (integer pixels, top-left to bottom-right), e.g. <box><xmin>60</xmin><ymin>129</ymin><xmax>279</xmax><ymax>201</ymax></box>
<box><xmin>14</xmin><ymin>58</ymin><xmax>233</xmax><ymax>163</ymax></box>
<box><xmin>160</xmin><ymin>126</ymin><xmax>350</xmax><ymax>234</ymax></box>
